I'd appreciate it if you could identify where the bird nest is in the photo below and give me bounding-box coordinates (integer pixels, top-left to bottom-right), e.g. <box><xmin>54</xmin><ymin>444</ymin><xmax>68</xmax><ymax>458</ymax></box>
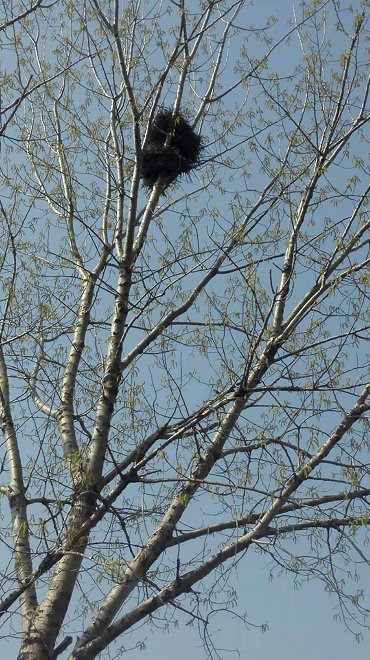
<box><xmin>142</xmin><ymin>110</ymin><xmax>202</xmax><ymax>187</ymax></box>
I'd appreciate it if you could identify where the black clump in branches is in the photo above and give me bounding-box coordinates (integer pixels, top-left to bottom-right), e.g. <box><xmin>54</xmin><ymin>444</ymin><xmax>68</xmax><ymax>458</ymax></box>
<box><xmin>142</xmin><ymin>110</ymin><xmax>202</xmax><ymax>187</ymax></box>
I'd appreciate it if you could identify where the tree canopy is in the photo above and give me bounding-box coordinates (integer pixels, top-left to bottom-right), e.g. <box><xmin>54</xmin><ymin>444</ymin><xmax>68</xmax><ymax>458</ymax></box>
<box><xmin>0</xmin><ymin>1</ymin><xmax>369</xmax><ymax>658</ymax></box>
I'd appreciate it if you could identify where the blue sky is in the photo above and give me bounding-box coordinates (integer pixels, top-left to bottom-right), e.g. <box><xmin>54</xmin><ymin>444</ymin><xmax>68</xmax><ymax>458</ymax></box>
<box><xmin>127</xmin><ymin>554</ymin><xmax>370</xmax><ymax>660</ymax></box>
<box><xmin>0</xmin><ymin>1</ymin><xmax>369</xmax><ymax>658</ymax></box>
<box><xmin>122</xmin><ymin>2</ymin><xmax>370</xmax><ymax>658</ymax></box>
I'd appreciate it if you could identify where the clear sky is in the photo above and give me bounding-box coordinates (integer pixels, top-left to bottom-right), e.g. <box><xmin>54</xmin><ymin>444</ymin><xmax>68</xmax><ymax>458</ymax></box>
<box><xmin>121</xmin><ymin>2</ymin><xmax>370</xmax><ymax>658</ymax></box>
<box><xmin>126</xmin><ymin>552</ymin><xmax>370</xmax><ymax>660</ymax></box>
<box><xmin>1</xmin><ymin>1</ymin><xmax>369</xmax><ymax>658</ymax></box>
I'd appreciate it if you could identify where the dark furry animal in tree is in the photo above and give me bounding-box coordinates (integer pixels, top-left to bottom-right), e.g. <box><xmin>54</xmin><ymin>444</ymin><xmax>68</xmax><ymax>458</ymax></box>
<box><xmin>142</xmin><ymin>110</ymin><xmax>202</xmax><ymax>187</ymax></box>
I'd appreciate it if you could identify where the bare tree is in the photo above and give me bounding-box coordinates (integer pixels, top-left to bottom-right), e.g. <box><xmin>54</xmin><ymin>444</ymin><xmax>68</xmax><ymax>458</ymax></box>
<box><xmin>0</xmin><ymin>1</ymin><xmax>369</xmax><ymax>658</ymax></box>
